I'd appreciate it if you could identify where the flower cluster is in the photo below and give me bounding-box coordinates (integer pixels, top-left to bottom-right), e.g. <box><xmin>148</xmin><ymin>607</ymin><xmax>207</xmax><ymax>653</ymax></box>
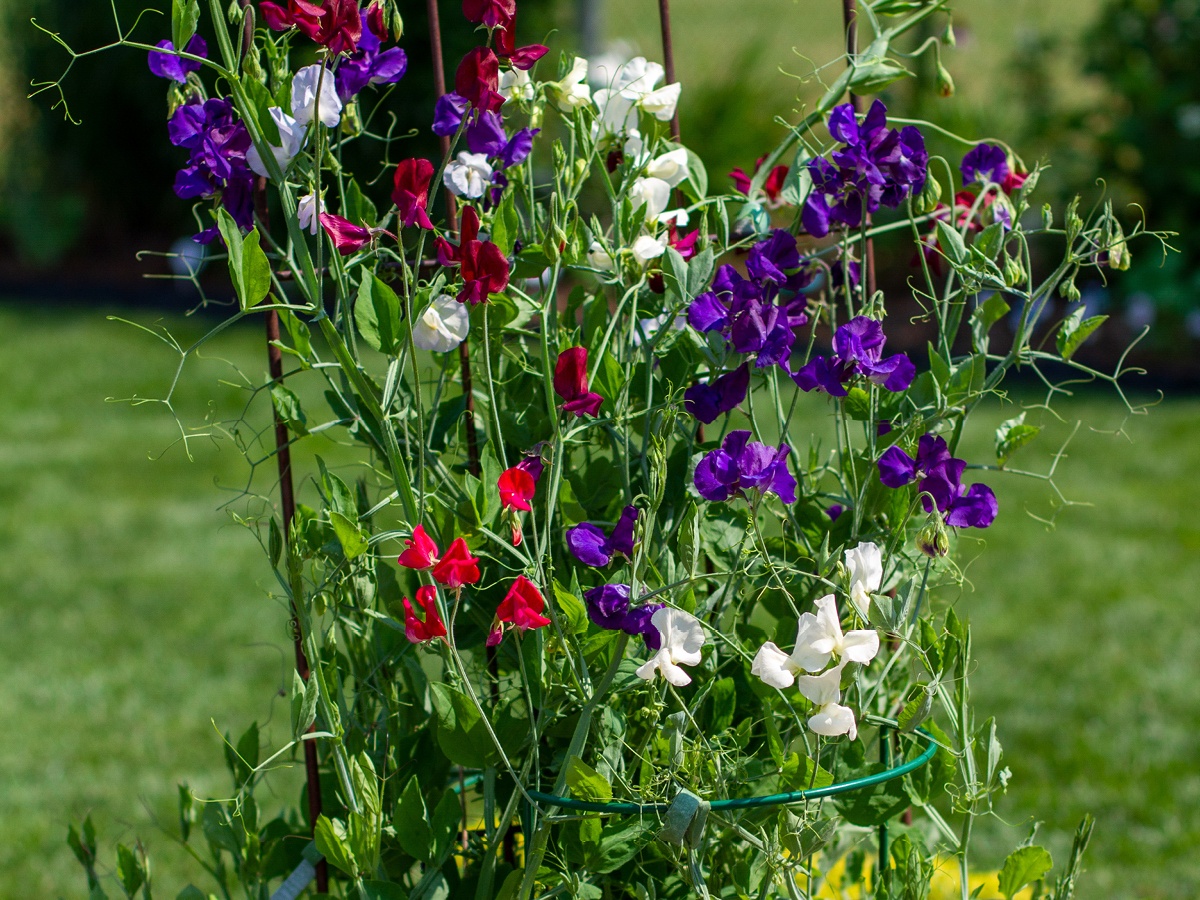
<box><xmin>167</xmin><ymin>97</ymin><xmax>254</xmax><ymax>243</ymax></box>
<box><xmin>694</xmin><ymin>430</ymin><xmax>796</xmax><ymax>505</ymax></box>
<box><xmin>878</xmin><ymin>434</ymin><xmax>998</xmax><ymax>528</ymax></box>
<box><xmin>583</xmin><ymin>584</ymin><xmax>663</xmax><ymax>648</ymax></box>
<box><xmin>568</xmin><ymin>506</ymin><xmax>638</xmax><ymax>567</ymax></box>
<box><xmin>802</xmin><ymin>99</ymin><xmax>928</xmax><ymax>238</ymax></box>
<box><xmin>791</xmin><ymin>316</ymin><xmax>915</xmax><ymax>396</ymax></box>
<box><xmin>260</xmin><ymin>0</ymin><xmax>364</xmax><ymax>55</ymax></box>
<box><xmin>435</xmin><ymin>206</ymin><xmax>510</xmax><ymax>304</ymax></box>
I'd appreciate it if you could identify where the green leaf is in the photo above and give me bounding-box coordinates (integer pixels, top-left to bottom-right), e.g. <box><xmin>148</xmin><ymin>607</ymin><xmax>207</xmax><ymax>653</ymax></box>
<box><xmin>974</xmin><ymin>221</ymin><xmax>1005</xmax><ymax>260</ymax></box>
<box><xmin>565</xmin><ymin>756</ymin><xmax>613</xmax><ymax>802</ymax></box>
<box><xmin>394</xmin><ymin>775</ymin><xmax>434</xmax><ymax>861</ymax></box>
<box><xmin>216</xmin><ymin>209</ymin><xmax>272</xmax><ymax>310</ymax></box>
<box><xmin>684</xmin><ymin>147</ymin><xmax>708</xmax><ymax>201</ymax></box>
<box><xmin>686</xmin><ymin>246</ymin><xmax>715</xmax><ymax>299</ymax></box>
<box><xmin>898</xmin><ymin>683</ymin><xmax>935</xmax><ymax>733</ymax></box>
<box><xmin>998</xmin><ymin>845</ymin><xmax>1053</xmax><ymax>899</ymax></box>
<box><xmin>430</xmin><ymin>683</ymin><xmax>494</xmax><ymax>768</ymax></box>
<box><xmin>970</xmin><ymin>295</ymin><xmax>1011</xmax><ymax>354</ymax></box>
<box><xmin>491</xmin><ymin>189</ymin><xmax>520</xmax><ymax>257</ymax></box>
<box><xmin>590</xmin><ymin>351</ymin><xmax>625</xmax><ymax>409</ymax></box>
<box><xmin>552</xmin><ymin>582</ymin><xmax>589</xmax><ymax>635</ymax></box>
<box><xmin>707</xmin><ymin>677</ymin><xmax>736</xmax><ymax>733</ymax></box>
<box><xmin>850</xmin><ymin>57</ymin><xmax>912</xmax><ymax>93</ymax></box>
<box><xmin>1056</xmin><ymin>308</ymin><xmax>1107</xmax><ymax>361</ymax></box>
<box><xmin>115</xmin><ymin>844</ymin><xmax>145</xmax><ymax>897</ymax></box>
<box><xmin>843</xmin><ymin>386</ymin><xmax>871</xmax><ymax>421</ymax></box>
<box><xmin>330</xmin><ymin>511</ymin><xmax>368</xmax><ymax>560</ymax></box>
<box><xmin>314</xmin><ymin>815</ymin><xmax>357</xmax><ymax>877</ymax></box>
<box><xmin>585</xmin><ymin>819</ymin><xmax>651</xmax><ymax>873</ymax></box>
<box><xmin>430</xmin><ymin>789</ymin><xmax>463</xmax><ymax>862</ymax></box>
<box><xmin>175</xmin><ymin>887</ymin><xmax>207</xmax><ymax>900</ymax></box>
<box><xmin>995</xmin><ymin>413</ymin><xmax>1042</xmax><ymax>467</ymax></box>
<box><xmin>363</xmin><ymin>882</ymin><xmax>409</xmax><ymax>900</ymax></box>
<box><xmin>355</xmin><ymin>272</ymin><xmax>402</xmax><ymax>354</ymax></box>
<box><xmin>935</xmin><ymin>220</ymin><xmax>968</xmax><ymax>267</ymax></box>
<box><xmin>171</xmin><ymin>0</ymin><xmax>200</xmax><ymax>55</ymax></box>
<box><xmin>270</xmin><ymin>384</ymin><xmax>308</xmax><ymax>436</ymax></box>
<box><xmin>290</xmin><ymin>671</ymin><xmax>318</xmax><ymax>738</ymax></box>
<box><xmin>343</xmin><ymin>179</ymin><xmax>378</xmax><ymax>229</ymax></box>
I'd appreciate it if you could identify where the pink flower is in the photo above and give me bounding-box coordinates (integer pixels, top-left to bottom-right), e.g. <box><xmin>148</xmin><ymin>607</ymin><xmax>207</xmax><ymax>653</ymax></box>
<box><xmin>553</xmin><ymin>347</ymin><xmax>604</xmax><ymax>418</ymax></box>
<box><xmin>392</xmin><ymin>158</ymin><xmax>435</xmax><ymax>230</ymax></box>
<box><xmin>431</xmin><ymin>538</ymin><xmax>481</xmax><ymax>589</ymax></box>
<box><xmin>318</xmin><ymin>213</ymin><xmax>372</xmax><ymax>255</ymax></box>
<box><xmin>487</xmin><ymin>575</ymin><xmax>551</xmax><ymax>645</ymax></box>
<box><xmin>403</xmin><ymin>585</ymin><xmax>447</xmax><ymax>643</ymax></box>
<box><xmin>397</xmin><ymin>524</ymin><xmax>440</xmax><ymax>569</ymax></box>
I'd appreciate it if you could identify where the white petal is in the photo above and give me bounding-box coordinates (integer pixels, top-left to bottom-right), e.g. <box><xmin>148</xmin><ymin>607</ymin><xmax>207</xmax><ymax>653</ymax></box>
<box><xmin>808</xmin><ymin>703</ymin><xmax>857</xmax><ymax>740</ymax></box>
<box><xmin>751</xmin><ymin>642</ymin><xmax>797</xmax><ymax>689</ymax></box>
<box><xmin>849</xmin><ymin>584</ymin><xmax>872</xmax><ymax>620</ymax></box>
<box><xmin>631</xmin><ymin>234</ymin><xmax>667</xmax><ymax>265</ymax></box>
<box><xmin>616</xmin><ymin>58</ymin><xmax>664</xmax><ymax>97</ymax></box>
<box><xmin>270</xmin><ymin>107</ymin><xmax>305</xmax><ymax>157</ymax></box>
<box><xmin>640</xmin><ymin>82</ymin><xmax>682</xmax><ymax>121</ymax></box>
<box><xmin>656</xmin><ymin>208</ymin><xmax>690</xmax><ymax>227</ymax></box>
<box><xmin>594</xmin><ymin>88</ymin><xmax>638</xmax><ymax>134</ymax></box>
<box><xmin>845</xmin><ymin>541</ymin><xmax>883</xmax><ymax>594</ymax></box>
<box><xmin>292</xmin><ymin>64</ymin><xmax>342</xmax><ymax>128</ymax></box>
<box><xmin>790</xmin><ymin>611</ymin><xmax>833</xmax><ymax>673</ymax></box>
<box><xmin>795</xmin><ymin>663</ymin><xmax>844</xmax><ymax>707</ymax></box>
<box><xmin>297</xmin><ymin>193</ymin><xmax>323</xmax><ymax>234</ymax></box>
<box><xmin>661</xmin><ymin>658</ymin><xmax>693</xmax><ymax>687</ymax></box>
<box><xmin>840</xmin><ymin>629</ymin><xmax>880</xmax><ymax>665</ymax></box>
<box><xmin>657</xmin><ymin>607</ymin><xmax>705</xmax><ymax>665</ymax></box>
<box><xmin>413</xmin><ymin>295</ymin><xmax>469</xmax><ymax>352</ymax></box>
<box><xmin>646</xmin><ymin>148</ymin><xmax>690</xmax><ymax>187</ymax></box>
<box><xmin>629</xmin><ymin>177</ymin><xmax>671</xmax><ymax>222</ymax></box>
<box><xmin>587</xmin><ymin>242</ymin><xmax>615</xmax><ymax>272</ymax></box>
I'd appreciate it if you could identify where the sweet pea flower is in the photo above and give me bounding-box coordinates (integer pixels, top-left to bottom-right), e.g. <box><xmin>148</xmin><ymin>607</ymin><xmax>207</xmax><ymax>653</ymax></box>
<box><xmin>877</xmin><ymin>434</ymin><xmax>998</xmax><ymax>528</ymax></box>
<box><xmin>751</xmin><ymin>594</ymin><xmax>878</xmax><ymax>690</ymax></box>
<box><xmin>334</xmin><ymin>22</ymin><xmax>408</xmax><ymax>101</ymax></box>
<box><xmin>392</xmin><ymin>158</ymin><xmax>435</xmax><ymax>230</ymax></box>
<box><xmin>398</xmin><ymin>524</ymin><xmax>440</xmax><ymax>569</ymax></box>
<box><xmin>961</xmin><ymin>143</ymin><xmax>1010</xmax><ymax>186</ymax></box>
<box><xmin>582</xmin><ymin>584</ymin><xmax>664</xmax><ymax>648</ymax></box>
<box><xmin>694</xmin><ymin>430</ymin><xmax>796</xmax><ymax>504</ymax></box>
<box><xmin>318</xmin><ymin>213</ymin><xmax>373</xmax><ymax>255</ymax></box>
<box><xmin>631</xmin><ymin>234</ymin><xmax>668</xmax><ymax>266</ymax></box>
<box><xmin>551</xmin><ymin>57</ymin><xmax>592</xmax><ymax>112</ymax></box>
<box><xmin>147</xmin><ymin>35</ymin><xmax>207</xmax><ymax>83</ymax></box>
<box><xmin>791</xmin><ymin>316</ymin><xmax>915</xmax><ymax>396</ymax></box>
<box><xmin>731</xmin><ymin>158</ymin><xmax>789</xmax><ymax>206</ymax></box>
<box><xmin>443</xmin><ymin>151</ymin><xmax>494</xmax><ymax>200</ymax></box>
<box><xmin>412</xmin><ymin>294</ymin><xmax>470</xmax><ymax>352</ymax></box>
<box><xmin>796</xmin><ymin>662</ymin><xmax>858</xmax><ymax>740</ymax></box>
<box><xmin>455</xmin><ymin>47</ymin><xmax>505</xmax><ymax>112</ymax></box>
<box><xmin>463</xmin><ymin>0</ymin><xmax>516</xmax><ymax>29</ymax></box>
<box><xmin>635</xmin><ymin>607</ymin><xmax>706</xmax><ymax>686</ymax></box>
<box><xmin>499</xmin><ymin>467</ymin><xmax>536</xmax><ymax>512</ymax></box>
<box><xmin>587</xmin><ymin>241</ymin><xmax>616</xmax><ymax>272</ymax></box>
<box><xmin>844</xmin><ymin>541</ymin><xmax>882</xmax><ymax>619</ymax></box>
<box><xmin>487</xmin><ymin>575</ymin><xmax>552</xmax><ymax>646</ymax></box>
<box><xmin>640</xmin><ymin>82</ymin><xmax>681</xmax><ymax>121</ymax></box>
<box><xmin>499</xmin><ymin>66</ymin><xmax>534</xmax><ymax>102</ymax></box>
<box><xmin>459</xmin><ymin>239</ymin><xmax>510</xmax><ymax>304</ymax></box>
<box><xmin>567</xmin><ymin>506</ymin><xmax>638</xmax><ymax>567</ymax></box>
<box><xmin>403</xmin><ymin>585</ymin><xmax>447</xmax><ymax>644</ymax></box>
<box><xmin>431</xmin><ymin>537</ymin><xmax>480</xmax><ymax>589</ymax></box>
<box><xmin>553</xmin><ymin>347</ymin><xmax>604</xmax><ymax>417</ymax></box>
<box><xmin>297</xmin><ymin>192</ymin><xmax>323</xmax><ymax>234</ymax></box>
<box><xmin>260</xmin><ymin>0</ymin><xmax>362</xmax><ymax>54</ymax></box>
<box><xmin>683</xmin><ymin>364</ymin><xmax>750</xmax><ymax>425</ymax></box>
<box><xmin>292</xmin><ymin>64</ymin><xmax>343</xmax><ymax>128</ymax></box>
<box><xmin>629</xmin><ymin>176</ymin><xmax>671</xmax><ymax>222</ymax></box>
<box><xmin>491</xmin><ymin>11</ymin><xmax>549</xmax><ymax>70</ymax></box>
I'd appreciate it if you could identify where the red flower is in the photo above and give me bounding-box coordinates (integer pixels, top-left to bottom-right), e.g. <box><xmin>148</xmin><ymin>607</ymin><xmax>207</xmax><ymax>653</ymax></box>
<box><xmin>462</xmin><ymin>0</ymin><xmax>516</xmax><ymax>29</ymax></box>
<box><xmin>1001</xmin><ymin>170</ymin><xmax>1028</xmax><ymax>195</ymax></box>
<box><xmin>397</xmin><ymin>524</ymin><xmax>440</xmax><ymax>569</ymax></box>
<box><xmin>498</xmin><ymin>467</ymin><xmax>536</xmax><ymax>511</ymax></box>
<box><xmin>459</xmin><ymin>240</ymin><xmax>510</xmax><ymax>304</ymax></box>
<box><xmin>553</xmin><ymin>347</ymin><xmax>604</xmax><ymax>418</ymax></box>
<box><xmin>435</xmin><ymin>205</ymin><xmax>480</xmax><ymax>267</ymax></box>
<box><xmin>455</xmin><ymin>47</ymin><xmax>505</xmax><ymax>112</ymax></box>
<box><xmin>392</xmin><ymin>158</ymin><xmax>435</xmax><ymax>230</ymax></box>
<box><xmin>494</xmin><ymin>19</ymin><xmax>548</xmax><ymax>71</ymax></box>
<box><xmin>730</xmin><ymin>157</ymin><xmax>789</xmax><ymax>205</ymax></box>
<box><xmin>365</xmin><ymin>1</ymin><xmax>388</xmax><ymax>40</ymax></box>
<box><xmin>259</xmin><ymin>0</ymin><xmax>362</xmax><ymax>54</ymax></box>
<box><xmin>432</xmin><ymin>537</ymin><xmax>481</xmax><ymax>588</ymax></box>
<box><xmin>487</xmin><ymin>575</ymin><xmax>551</xmax><ymax>645</ymax></box>
<box><xmin>403</xmin><ymin>585</ymin><xmax>447</xmax><ymax>643</ymax></box>
<box><xmin>319</xmin><ymin>213</ymin><xmax>372</xmax><ymax>255</ymax></box>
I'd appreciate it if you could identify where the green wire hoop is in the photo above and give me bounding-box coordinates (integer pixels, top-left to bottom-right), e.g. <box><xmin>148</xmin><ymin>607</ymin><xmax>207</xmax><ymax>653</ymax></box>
<box><xmin>525</xmin><ymin>727</ymin><xmax>939</xmax><ymax>814</ymax></box>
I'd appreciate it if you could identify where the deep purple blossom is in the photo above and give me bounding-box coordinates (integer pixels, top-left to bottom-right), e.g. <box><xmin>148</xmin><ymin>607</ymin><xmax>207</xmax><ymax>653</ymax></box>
<box><xmin>582</xmin><ymin>584</ymin><xmax>664</xmax><ymax>649</ymax></box>
<box><xmin>334</xmin><ymin>23</ymin><xmax>407</xmax><ymax>100</ymax></box>
<box><xmin>877</xmin><ymin>433</ymin><xmax>997</xmax><ymax>528</ymax></box>
<box><xmin>465</xmin><ymin>110</ymin><xmax>539</xmax><ymax>169</ymax></box>
<box><xmin>147</xmin><ymin>36</ymin><xmax>207</xmax><ymax>83</ymax></box>
<box><xmin>960</xmin><ymin>143</ymin><xmax>1009</xmax><ymax>186</ymax></box>
<box><xmin>684</xmin><ymin>364</ymin><xmax>750</xmax><ymax>424</ymax></box>
<box><xmin>801</xmin><ymin>99</ymin><xmax>927</xmax><ymax>238</ymax></box>
<box><xmin>791</xmin><ymin>316</ymin><xmax>915</xmax><ymax>396</ymax></box>
<box><xmin>166</xmin><ymin>98</ymin><xmax>255</xmax><ymax>242</ymax></box>
<box><xmin>567</xmin><ymin>506</ymin><xmax>638</xmax><ymax>567</ymax></box>
<box><xmin>694</xmin><ymin>430</ymin><xmax>796</xmax><ymax>504</ymax></box>
<box><xmin>432</xmin><ymin>92</ymin><xmax>470</xmax><ymax>137</ymax></box>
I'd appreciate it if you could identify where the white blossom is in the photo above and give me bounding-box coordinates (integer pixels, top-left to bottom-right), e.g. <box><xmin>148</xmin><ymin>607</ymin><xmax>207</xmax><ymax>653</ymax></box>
<box><xmin>499</xmin><ymin>67</ymin><xmax>534</xmax><ymax>103</ymax></box>
<box><xmin>631</xmin><ymin>234</ymin><xmax>668</xmax><ymax>266</ymax></box>
<box><xmin>592</xmin><ymin>87</ymin><xmax>639</xmax><ymax>135</ymax></box>
<box><xmin>640</xmin><ymin>82</ymin><xmax>682</xmax><ymax>121</ymax></box>
<box><xmin>412</xmin><ymin>295</ymin><xmax>470</xmax><ymax>352</ymax></box>
<box><xmin>297</xmin><ymin>192</ymin><xmax>324</xmax><ymax>235</ymax></box>
<box><xmin>657</xmin><ymin>208</ymin><xmax>690</xmax><ymax>228</ymax></box>
<box><xmin>844</xmin><ymin>541</ymin><xmax>883</xmax><ymax>619</ymax></box>
<box><xmin>632</xmin><ymin>312</ymin><xmax>685</xmax><ymax>347</ymax></box>
<box><xmin>636</xmin><ymin>607</ymin><xmax>705</xmax><ymax>687</ymax></box>
<box><xmin>291</xmin><ymin>64</ymin><xmax>342</xmax><ymax>128</ymax></box>
<box><xmin>629</xmin><ymin>176</ymin><xmax>671</xmax><ymax>222</ymax></box>
<box><xmin>587</xmin><ymin>241</ymin><xmax>616</xmax><ymax>272</ymax></box>
<box><xmin>796</xmin><ymin>663</ymin><xmax>858</xmax><ymax>740</ymax></box>
<box><xmin>645</xmin><ymin>148</ymin><xmax>690</xmax><ymax>188</ymax></box>
<box><xmin>751</xmin><ymin>594</ymin><xmax>878</xmax><ymax>689</ymax></box>
<box><xmin>443</xmin><ymin>152</ymin><xmax>494</xmax><ymax>200</ymax></box>
<box><xmin>247</xmin><ymin>107</ymin><xmax>306</xmax><ymax>179</ymax></box>
<box><xmin>552</xmin><ymin>57</ymin><xmax>592</xmax><ymax>113</ymax></box>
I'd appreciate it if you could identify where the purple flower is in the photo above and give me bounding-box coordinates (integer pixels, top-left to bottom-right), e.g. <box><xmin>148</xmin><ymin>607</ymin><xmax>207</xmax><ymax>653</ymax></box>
<box><xmin>791</xmin><ymin>316</ymin><xmax>914</xmax><ymax>396</ymax></box>
<box><xmin>582</xmin><ymin>584</ymin><xmax>664</xmax><ymax>649</ymax></box>
<box><xmin>432</xmin><ymin>92</ymin><xmax>470</xmax><ymax>137</ymax></box>
<box><xmin>746</xmin><ymin>230</ymin><xmax>812</xmax><ymax>292</ymax></box>
<box><xmin>464</xmin><ymin>110</ymin><xmax>538</xmax><ymax>171</ymax></box>
<box><xmin>567</xmin><ymin>506</ymin><xmax>639</xmax><ymax>567</ymax></box>
<box><xmin>877</xmin><ymin>434</ymin><xmax>997</xmax><ymax>528</ymax></box>
<box><xmin>694</xmin><ymin>430</ymin><xmax>796</xmax><ymax>505</ymax></box>
<box><xmin>961</xmin><ymin>143</ymin><xmax>1009</xmax><ymax>186</ymax></box>
<box><xmin>684</xmin><ymin>364</ymin><xmax>750</xmax><ymax>424</ymax></box>
<box><xmin>827</xmin><ymin>504</ymin><xmax>845</xmax><ymax>521</ymax></box>
<box><xmin>335</xmin><ymin>29</ymin><xmax>407</xmax><ymax>101</ymax></box>
<box><xmin>147</xmin><ymin>36</ymin><xmax>207</xmax><ymax>83</ymax></box>
<box><xmin>165</xmin><ymin>98</ymin><xmax>255</xmax><ymax>242</ymax></box>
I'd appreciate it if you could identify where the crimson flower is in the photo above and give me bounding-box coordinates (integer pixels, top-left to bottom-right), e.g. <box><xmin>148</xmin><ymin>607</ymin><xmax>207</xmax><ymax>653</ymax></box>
<box><xmin>498</xmin><ymin>467</ymin><xmax>536</xmax><ymax>511</ymax></box>
<box><xmin>403</xmin><ymin>585</ymin><xmax>447</xmax><ymax>643</ymax></box>
<box><xmin>460</xmin><ymin>240</ymin><xmax>510</xmax><ymax>304</ymax></box>
<box><xmin>487</xmin><ymin>575</ymin><xmax>551</xmax><ymax>646</ymax></box>
<box><xmin>260</xmin><ymin>0</ymin><xmax>362</xmax><ymax>55</ymax></box>
<box><xmin>731</xmin><ymin>157</ymin><xmax>789</xmax><ymax>205</ymax></box>
<box><xmin>365</xmin><ymin>0</ymin><xmax>388</xmax><ymax>39</ymax></box>
<box><xmin>397</xmin><ymin>524</ymin><xmax>440</xmax><ymax>569</ymax></box>
<box><xmin>493</xmin><ymin>18</ymin><xmax>548</xmax><ymax>70</ymax></box>
<box><xmin>462</xmin><ymin>0</ymin><xmax>516</xmax><ymax>29</ymax></box>
<box><xmin>319</xmin><ymin>213</ymin><xmax>373</xmax><ymax>255</ymax></box>
<box><xmin>432</xmin><ymin>537</ymin><xmax>481</xmax><ymax>588</ymax></box>
<box><xmin>392</xmin><ymin>158</ymin><xmax>435</xmax><ymax>230</ymax></box>
<box><xmin>553</xmin><ymin>347</ymin><xmax>604</xmax><ymax>418</ymax></box>
<box><xmin>454</xmin><ymin>47</ymin><xmax>504</xmax><ymax>112</ymax></box>
<box><xmin>435</xmin><ymin>205</ymin><xmax>479</xmax><ymax>266</ymax></box>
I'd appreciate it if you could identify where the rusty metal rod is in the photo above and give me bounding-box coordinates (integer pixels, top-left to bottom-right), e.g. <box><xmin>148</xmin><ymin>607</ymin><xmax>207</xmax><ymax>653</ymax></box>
<box><xmin>657</xmin><ymin>0</ymin><xmax>681</xmax><ymax>140</ymax></box>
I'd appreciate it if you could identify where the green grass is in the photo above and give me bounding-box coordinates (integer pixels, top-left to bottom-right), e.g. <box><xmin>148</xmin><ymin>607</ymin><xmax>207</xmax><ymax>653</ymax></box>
<box><xmin>3</xmin><ymin>304</ymin><xmax>1197</xmax><ymax>896</ymax></box>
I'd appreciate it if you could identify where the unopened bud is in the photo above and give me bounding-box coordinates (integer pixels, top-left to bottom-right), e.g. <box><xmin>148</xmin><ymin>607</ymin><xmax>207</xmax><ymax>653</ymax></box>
<box><xmin>340</xmin><ymin>101</ymin><xmax>363</xmax><ymax>138</ymax></box>
<box><xmin>936</xmin><ymin>63</ymin><xmax>955</xmax><ymax>98</ymax></box>
<box><xmin>917</xmin><ymin>520</ymin><xmax>950</xmax><ymax>558</ymax></box>
<box><xmin>1003</xmin><ymin>253</ymin><xmax>1025</xmax><ymax>288</ymax></box>
<box><xmin>942</xmin><ymin>20</ymin><xmax>956</xmax><ymax>48</ymax></box>
<box><xmin>1059</xmin><ymin>280</ymin><xmax>1081</xmax><ymax>303</ymax></box>
<box><xmin>916</xmin><ymin>175</ymin><xmax>942</xmax><ymax>214</ymax></box>
<box><xmin>389</xmin><ymin>8</ymin><xmax>404</xmax><ymax>39</ymax></box>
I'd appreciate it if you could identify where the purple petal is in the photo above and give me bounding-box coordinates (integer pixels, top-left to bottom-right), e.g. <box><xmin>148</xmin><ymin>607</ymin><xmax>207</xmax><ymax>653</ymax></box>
<box><xmin>945</xmin><ymin>482</ymin><xmax>998</xmax><ymax>528</ymax></box>
<box><xmin>369</xmin><ymin>47</ymin><xmax>408</xmax><ymax>85</ymax></box>
<box><xmin>567</xmin><ymin>523</ymin><xmax>612</xmax><ymax>567</ymax></box>
<box><xmin>622</xmin><ymin>602</ymin><xmax>665</xmax><ymax>650</ymax></box>
<box><xmin>608</xmin><ymin>506</ymin><xmax>639</xmax><ymax>558</ymax></box>
<box><xmin>583</xmin><ymin>584</ymin><xmax>631</xmax><ymax>630</ymax></box>
<box><xmin>499</xmin><ymin>127</ymin><xmax>538</xmax><ymax>169</ymax></box>
<box><xmin>877</xmin><ymin>445</ymin><xmax>918</xmax><ymax>488</ymax></box>
<box><xmin>432</xmin><ymin>93</ymin><xmax>469</xmax><ymax>137</ymax></box>
<box><xmin>688</xmin><ymin>291</ymin><xmax>730</xmax><ymax>333</ymax></box>
<box><xmin>833</xmin><ymin>316</ymin><xmax>886</xmax><ymax>365</ymax></box>
<box><xmin>466</xmin><ymin>110</ymin><xmax>508</xmax><ymax>157</ymax></box>
<box><xmin>961</xmin><ymin>143</ymin><xmax>1009</xmax><ymax>186</ymax></box>
<box><xmin>801</xmin><ymin>191</ymin><xmax>832</xmax><ymax>238</ymax></box>
<box><xmin>694</xmin><ymin>450</ymin><xmax>738</xmax><ymax>503</ymax></box>
<box><xmin>827</xmin><ymin>103</ymin><xmax>860</xmax><ymax>145</ymax></box>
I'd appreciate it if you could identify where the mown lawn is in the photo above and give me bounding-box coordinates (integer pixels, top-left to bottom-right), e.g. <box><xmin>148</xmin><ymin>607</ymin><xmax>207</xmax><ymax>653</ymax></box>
<box><xmin>2</xmin><ymin>303</ymin><xmax>1196</xmax><ymax>896</ymax></box>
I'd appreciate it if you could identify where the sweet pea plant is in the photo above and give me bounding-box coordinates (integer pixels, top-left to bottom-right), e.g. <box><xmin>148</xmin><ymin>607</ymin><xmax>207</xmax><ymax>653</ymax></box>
<box><xmin>46</xmin><ymin>0</ymin><xmax>1165</xmax><ymax>897</ymax></box>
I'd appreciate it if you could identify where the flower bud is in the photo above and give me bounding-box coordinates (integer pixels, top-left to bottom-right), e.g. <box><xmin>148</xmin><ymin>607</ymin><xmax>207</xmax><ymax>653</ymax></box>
<box><xmin>1059</xmin><ymin>280</ymin><xmax>1081</xmax><ymax>303</ymax></box>
<box><xmin>917</xmin><ymin>520</ymin><xmax>950</xmax><ymax>558</ymax></box>
<box><xmin>915</xmin><ymin>175</ymin><xmax>942</xmax><ymax>214</ymax></box>
<box><xmin>936</xmin><ymin>62</ymin><xmax>955</xmax><ymax>98</ymax></box>
<box><xmin>1003</xmin><ymin>253</ymin><xmax>1025</xmax><ymax>288</ymax></box>
<box><xmin>943</xmin><ymin>21</ymin><xmax>956</xmax><ymax>48</ymax></box>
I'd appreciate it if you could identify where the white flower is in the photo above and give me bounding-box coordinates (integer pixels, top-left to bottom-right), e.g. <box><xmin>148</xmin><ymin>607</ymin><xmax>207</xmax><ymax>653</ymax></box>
<box><xmin>632</xmin><ymin>312</ymin><xmax>685</xmax><ymax>347</ymax></box>
<box><xmin>622</xmin><ymin>131</ymin><xmax>649</xmax><ymax>166</ymax></box>
<box><xmin>247</xmin><ymin>107</ymin><xmax>306</xmax><ymax>179</ymax></box>
<box><xmin>645</xmin><ymin>148</ymin><xmax>690</xmax><ymax>188</ymax></box>
<box><xmin>631</xmin><ymin>234</ymin><xmax>668</xmax><ymax>266</ymax></box>
<box><xmin>443</xmin><ymin>152</ymin><xmax>494</xmax><ymax>200</ymax></box>
<box><xmin>412</xmin><ymin>295</ymin><xmax>470</xmax><ymax>352</ymax></box>
<box><xmin>587</xmin><ymin>241</ymin><xmax>615</xmax><ymax>272</ymax></box>
<box><xmin>844</xmin><ymin>541</ymin><xmax>883</xmax><ymax>619</ymax></box>
<box><xmin>636</xmin><ymin>607</ymin><xmax>705</xmax><ymax>686</ymax></box>
<box><xmin>640</xmin><ymin>83</ymin><xmax>682</xmax><ymax>121</ymax></box>
<box><xmin>796</xmin><ymin>663</ymin><xmax>858</xmax><ymax>740</ymax></box>
<box><xmin>297</xmin><ymin>192</ymin><xmax>324</xmax><ymax>235</ymax></box>
<box><xmin>292</xmin><ymin>64</ymin><xmax>343</xmax><ymax>128</ymax></box>
<box><xmin>751</xmin><ymin>594</ymin><xmax>879</xmax><ymax>689</ymax></box>
<box><xmin>592</xmin><ymin>56</ymin><xmax>681</xmax><ymax>124</ymax></box>
<box><xmin>499</xmin><ymin>67</ymin><xmax>534</xmax><ymax>103</ymax></box>
<box><xmin>657</xmin><ymin>208</ymin><xmax>690</xmax><ymax>228</ymax></box>
<box><xmin>592</xmin><ymin>87</ymin><xmax>639</xmax><ymax>135</ymax></box>
<box><xmin>552</xmin><ymin>57</ymin><xmax>592</xmax><ymax>113</ymax></box>
<box><xmin>612</xmin><ymin>57</ymin><xmax>665</xmax><ymax>97</ymax></box>
<box><xmin>629</xmin><ymin>176</ymin><xmax>671</xmax><ymax>222</ymax></box>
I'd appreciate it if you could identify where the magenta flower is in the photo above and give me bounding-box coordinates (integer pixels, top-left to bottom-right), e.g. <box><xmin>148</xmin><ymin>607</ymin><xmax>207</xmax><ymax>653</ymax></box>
<box><xmin>553</xmin><ymin>347</ymin><xmax>604</xmax><ymax>418</ymax></box>
<box><xmin>391</xmin><ymin>158</ymin><xmax>435</xmax><ymax>230</ymax></box>
<box><xmin>318</xmin><ymin>213</ymin><xmax>373</xmax><ymax>255</ymax></box>
<box><xmin>694</xmin><ymin>430</ymin><xmax>796</xmax><ymax>505</ymax></box>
